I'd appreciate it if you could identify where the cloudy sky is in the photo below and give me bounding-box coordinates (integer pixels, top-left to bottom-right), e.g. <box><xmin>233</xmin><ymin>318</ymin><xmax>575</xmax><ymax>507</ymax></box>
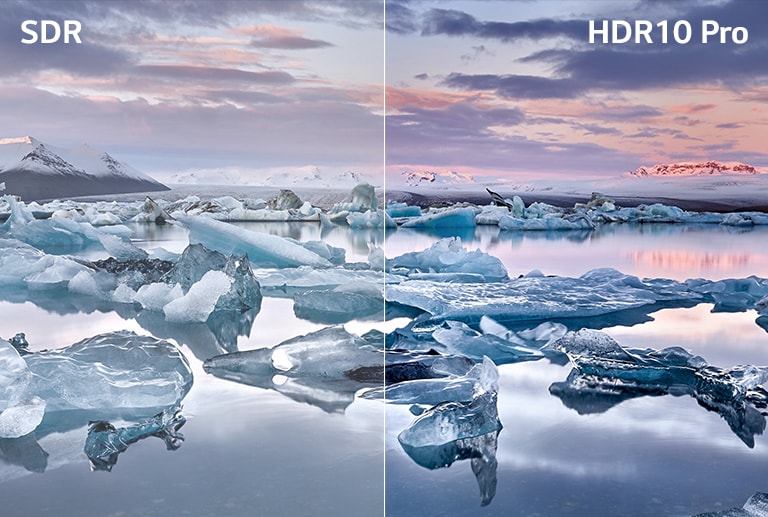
<box><xmin>386</xmin><ymin>0</ymin><xmax>768</xmax><ymax>181</ymax></box>
<box><xmin>0</xmin><ymin>0</ymin><xmax>383</xmax><ymax>182</ymax></box>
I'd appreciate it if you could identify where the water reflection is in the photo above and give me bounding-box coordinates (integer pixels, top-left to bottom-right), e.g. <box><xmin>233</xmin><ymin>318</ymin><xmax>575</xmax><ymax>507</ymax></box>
<box><xmin>400</xmin><ymin>430</ymin><xmax>500</xmax><ymax>507</ymax></box>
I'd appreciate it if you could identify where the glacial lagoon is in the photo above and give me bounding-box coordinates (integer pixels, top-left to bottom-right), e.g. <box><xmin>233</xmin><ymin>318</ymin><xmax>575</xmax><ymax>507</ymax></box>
<box><xmin>3</xmin><ymin>202</ymin><xmax>768</xmax><ymax>516</ymax></box>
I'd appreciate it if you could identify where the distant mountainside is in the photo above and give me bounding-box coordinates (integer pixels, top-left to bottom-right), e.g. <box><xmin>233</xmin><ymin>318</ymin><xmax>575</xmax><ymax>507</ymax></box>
<box><xmin>169</xmin><ymin>167</ymin><xmax>378</xmax><ymax>188</ymax></box>
<box><xmin>629</xmin><ymin>161</ymin><xmax>762</xmax><ymax>177</ymax></box>
<box><xmin>398</xmin><ymin>169</ymin><xmax>476</xmax><ymax>187</ymax></box>
<box><xmin>0</xmin><ymin>136</ymin><xmax>168</xmax><ymax>201</ymax></box>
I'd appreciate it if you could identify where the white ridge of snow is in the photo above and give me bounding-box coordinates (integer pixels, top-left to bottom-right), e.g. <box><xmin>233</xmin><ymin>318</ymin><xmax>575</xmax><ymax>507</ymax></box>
<box><xmin>629</xmin><ymin>161</ymin><xmax>763</xmax><ymax>177</ymax></box>
<box><xmin>0</xmin><ymin>136</ymin><xmax>158</xmax><ymax>182</ymax></box>
<box><xmin>397</xmin><ymin>169</ymin><xmax>476</xmax><ymax>188</ymax></box>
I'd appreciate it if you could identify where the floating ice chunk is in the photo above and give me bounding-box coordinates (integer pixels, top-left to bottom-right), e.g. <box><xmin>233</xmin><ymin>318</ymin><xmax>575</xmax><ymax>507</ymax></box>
<box><xmin>389</xmin><ymin>238</ymin><xmax>507</xmax><ymax>282</ymax></box>
<box><xmin>331</xmin><ymin>183</ymin><xmax>378</xmax><ymax>213</ymax></box>
<box><xmin>267</xmin><ymin>189</ymin><xmax>303</xmax><ymax>210</ymax></box>
<box><xmin>0</xmin><ymin>240</ymin><xmax>88</xmax><ymax>288</ymax></box>
<box><xmin>368</xmin><ymin>246</ymin><xmax>384</xmax><ymax>271</ymax></box>
<box><xmin>398</xmin><ymin>390</ymin><xmax>502</xmax><ymax>449</ymax></box>
<box><xmin>694</xmin><ymin>491</ymin><xmax>768</xmax><ymax>517</ymax></box>
<box><xmin>401</xmin><ymin>207</ymin><xmax>477</xmax><ymax>228</ymax></box>
<box><xmin>498</xmin><ymin>213</ymin><xmax>594</xmax><ymax>231</ymax></box>
<box><xmin>0</xmin><ymin>397</ymin><xmax>45</xmax><ymax>439</ymax></box>
<box><xmin>550</xmin><ymin>329</ymin><xmax>768</xmax><ymax>447</ymax></box>
<box><xmin>365</xmin><ymin>356</ymin><xmax>498</xmax><ymax>406</ymax></box>
<box><xmin>84</xmin><ymin>406</ymin><xmax>186</xmax><ymax>471</ymax></box>
<box><xmin>346</xmin><ymin>209</ymin><xmax>395</xmax><ymax>228</ymax></box>
<box><xmin>432</xmin><ymin>321</ymin><xmax>544</xmax><ymax>364</ymax></box>
<box><xmin>293</xmin><ymin>281</ymin><xmax>383</xmax><ymax>324</ymax></box>
<box><xmin>135</xmin><ymin>282</ymin><xmax>184</xmax><ymax>312</ymax></box>
<box><xmin>24</xmin><ymin>330</ymin><xmax>193</xmax><ymax>412</ymax></box>
<box><xmin>181</xmin><ymin>216</ymin><xmax>333</xmax><ymax>268</ymax></box>
<box><xmin>163</xmin><ymin>270</ymin><xmax>232</xmax><ymax>323</ymax></box>
<box><xmin>112</xmin><ymin>282</ymin><xmax>138</xmax><ymax>304</ymax></box>
<box><xmin>204</xmin><ymin>326</ymin><xmax>381</xmax><ymax>381</ymax></box>
<box><xmin>68</xmin><ymin>270</ymin><xmax>103</xmax><ymax>297</ymax></box>
<box><xmin>387</xmin><ymin>268</ymin><xmax>702</xmax><ymax>322</ymax></box>
<box><xmin>400</xmin><ymin>430</ymin><xmax>500</xmax><ymax>507</ymax></box>
<box><xmin>386</xmin><ymin>202</ymin><xmax>421</xmax><ymax>218</ymax></box>
<box><xmin>0</xmin><ymin>340</ymin><xmax>32</xmax><ymax>411</ymax></box>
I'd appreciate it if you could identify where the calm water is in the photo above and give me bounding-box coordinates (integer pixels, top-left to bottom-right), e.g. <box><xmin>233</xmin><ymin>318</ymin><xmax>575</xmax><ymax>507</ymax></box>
<box><xmin>384</xmin><ymin>223</ymin><xmax>768</xmax><ymax>517</ymax></box>
<box><xmin>3</xmin><ymin>221</ymin><xmax>768</xmax><ymax>516</ymax></box>
<box><xmin>0</xmin><ymin>222</ymin><xmax>385</xmax><ymax>516</ymax></box>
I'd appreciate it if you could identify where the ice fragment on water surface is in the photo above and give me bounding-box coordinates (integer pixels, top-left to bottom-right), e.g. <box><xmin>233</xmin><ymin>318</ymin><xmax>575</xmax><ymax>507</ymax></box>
<box><xmin>84</xmin><ymin>406</ymin><xmax>186</xmax><ymax>471</ymax></box>
<box><xmin>0</xmin><ymin>397</ymin><xmax>45</xmax><ymax>439</ymax></box>
<box><xmin>25</xmin><ymin>330</ymin><xmax>193</xmax><ymax>412</ymax></box>
<box><xmin>163</xmin><ymin>270</ymin><xmax>232</xmax><ymax>323</ymax></box>
<box><xmin>388</xmin><ymin>238</ymin><xmax>508</xmax><ymax>282</ymax></box>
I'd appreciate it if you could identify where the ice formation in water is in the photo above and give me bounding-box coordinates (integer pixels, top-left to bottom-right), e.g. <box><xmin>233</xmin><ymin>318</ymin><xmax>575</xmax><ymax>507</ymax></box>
<box><xmin>292</xmin><ymin>281</ymin><xmax>383</xmax><ymax>324</ymax></box>
<box><xmin>401</xmin><ymin>207</ymin><xmax>477</xmax><ymax>228</ymax></box>
<box><xmin>397</xmin><ymin>389</ymin><xmax>502</xmax><ymax>450</ymax></box>
<box><xmin>388</xmin><ymin>238</ymin><xmax>508</xmax><ymax>282</ymax></box>
<box><xmin>385</xmin><ymin>202</ymin><xmax>421</xmax><ymax>218</ymax></box>
<box><xmin>84</xmin><ymin>406</ymin><xmax>186</xmax><ymax>471</ymax></box>
<box><xmin>330</xmin><ymin>183</ymin><xmax>378</xmax><ymax>214</ymax></box>
<box><xmin>693</xmin><ymin>491</ymin><xmax>768</xmax><ymax>516</ymax></box>
<box><xmin>401</xmin><ymin>430</ymin><xmax>500</xmax><ymax>507</ymax></box>
<box><xmin>1</xmin><ymin>196</ymin><xmax>143</xmax><ymax>259</ymax></box>
<box><xmin>203</xmin><ymin>326</ymin><xmax>384</xmax><ymax>412</ymax></box>
<box><xmin>550</xmin><ymin>329</ymin><xmax>768</xmax><ymax>447</ymax></box>
<box><xmin>24</xmin><ymin>330</ymin><xmax>193</xmax><ymax>412</ymax></box>
<box><xmin>361</xmin><ymin>354</ymin><xmax>497</xmax><ymax>406</ymax></box>
<box><xmin>181</xmin><ymin>215</ymin><xmax>339</xmax><ymax>268</ymax></box>
<box><xmin>387</xmin><ymin>268</ymin><xmax>703</xmax><ymax>323</ymax></box>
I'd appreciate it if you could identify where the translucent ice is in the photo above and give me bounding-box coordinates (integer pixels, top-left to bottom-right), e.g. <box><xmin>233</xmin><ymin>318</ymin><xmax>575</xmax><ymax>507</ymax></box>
<box><xmin>84</xmin><ymin>406</ymin><xmax>186</xmax><ymax>471</ymax></box>
<box><xmin>385</xmin><ymin>202</ymin><xmax>421</xmax><ymax>218</ymax></box>
<box><xmin>401</xmin><ymin>207</ymin><xmax>477</xmax><ymax>228</ymax></box>
<box><xmin>0</xmin><ymin>397</ymin><xmax>46</xmax><ymax>439</ymax></box>
<box><xmin>163</xmin><ymin>270</ymin><xmax>233</xmax><ymax>323</ymax></box>
<box><xmin>400</xmin><ymin>430</ymin><xmax>500</xmax><ymax>507</ymax></box>
<box><xmin>204</xmin><ymin>326</ymin><xmax>381</xmax><ymax>381</ymax></box>
<box><xmin>24</xmin><ymin>331</ymin><xmax>193</xmax><ymax>412</ymax></box>
<box><xmin>398</xmin><ymin>390</ymin><xmax>502</xmax><ymax>448</ymax></box>
<box><xmin>550</xmin><ymin>329</ymin><xmax>768</xmax><ymax>447</ymax></box>
<box><xmin>432</xmin><ymin>320</ymin><xmax>545</xmax><ymax>364</ymax></box>
<box><xmin>387</xmin><ymin>268</ymin><xmax>702</xmax><ymax>322</ymax></box>
<box><xmin>330</xmin><ymin>183</ymin><xmax>378</xmax><ymax>213</ymax></box>
<box><xmin>182</xmin><ymin>215</ymin><xmax>335</xmax><ymax>268</ymax></box>
<box><xmin>388</xmin><ymin>238</ymin><xmax>507</xmax><ymax>282</ymax></box>
<box><xmin>362</xmin><ymin>356</ymin><xmax>498</xmax><ymax>406</ymax></box>
<box><xmin>0</xmin><ymin>239</ymin><xmax>87</xmax><ymax>288</ymax></box>
<box><xmin>0</xmin><ymin>339</ymin><xmax>32</xmax><ymax>410</ymax></box>
<box><xmin>293</xmin><ymin>281</ymin><xmax>383</xmax><ymax>324</ymax></box>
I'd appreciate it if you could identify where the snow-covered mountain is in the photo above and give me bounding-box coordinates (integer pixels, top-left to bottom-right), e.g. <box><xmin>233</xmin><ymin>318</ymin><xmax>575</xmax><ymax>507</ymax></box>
<box><xmin>169</xmin><ymin>166</ymin><xmax>378</xmax><ymax>189</ymax></box>
<box><xmin>629</xmin><ymin>161</ymin><xmax>762</xmax><ymax>177</ymax></box>
<box><xmin>0</xmin><ymin>136</ymin><xmax>168</xmax><ymax>201</ymax></box>
<box><xmin>398</xmin><ymin>169</ymin><xmax>476</xmax><ymax>187</ymax></box>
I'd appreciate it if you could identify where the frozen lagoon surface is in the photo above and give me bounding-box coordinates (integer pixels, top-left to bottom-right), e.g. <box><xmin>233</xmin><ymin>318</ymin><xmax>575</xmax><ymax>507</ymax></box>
<box><xmin>384</xmin><ymin>222</ymin><xmax>768</xmax><ymax>517</ymax></box>
<box><xmin>0</xmin><ymin>215</ymin><xmax>385</xmax><ymax>516</ymax></box>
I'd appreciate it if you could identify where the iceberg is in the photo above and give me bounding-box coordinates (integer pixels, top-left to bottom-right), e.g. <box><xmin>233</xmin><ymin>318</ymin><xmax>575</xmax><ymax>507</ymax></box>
<box><xmin>204</xmin><ymin>326</ymin><xmax>381</xmax><ymax>381</ymax></box>
<box><xmin>400</xmin><ymin>430</ymin><xmax>500</xmax><ymax>507</ymax></box>
<box><xmin>398</xmin><ymin>390</ymin><xmax>502</xmax><ymax>448</ymax></box>
<box><xmin>292</xmin><ymin>281</ymin><xmax>383</xmax><ymax>324</ymax></box>
<box><xmin>0</xmin><ymin>397</ymin><xmax>46</xmax><ymax>439</ymax></box>
<box><xmin>330</xmin><ymin>183</ymin><xmax>378</xmax><ymax>214</ymax></box>
<box><xmin>401</xmin><ymin>207</ymin><xmax>477</xmax><ymax>229</ymax></box>
<box><xmin>24</xmin><ymin>331</ymin><xmax>193</xmax><ymax>412</ymax></box>
<box><xmin>550</xmin><ymin>329</ymin><xmax>768</xmax><ymax>447</ymax></box>
<box><xmin>181</xmin><ymin>215</ymin><xmax>336</xmax><ymax>268</ymax></box>
<box><xmin>386</xmin><ymin>268</ymin><xmax>703</xmax><ymax>323</ymax></box>
<box><xmin>203</xmin><ymin>326</ymin><xmax>386</xmax><ymax>412</ymax></box>
<box><xmin>361</xmin><ymin>355</ymin><xmax>497</xmax><ymax>406</ymax></box>
<box><xmin>431</xmin><ymin>320</ymin><xmax>545</xmax><ymax>364</ymax></box>
<box><xmin>388</xmin><ymin>238</ymin><xmax>508</xmax><ymax>282</ymax></box>
<box><xmin>84</xmin><ymin>406</ymin><xmax>186</xmax><ymax>471</ymax></box>
<box><xmin>0</xmin><ymin>239</ymin><xmax>87</xmax><ymax>289</ymax></box>
<box><xmin>385</xmin><ymin>202</ymin><xmax>421</xmax><ymax>218</ymax></box>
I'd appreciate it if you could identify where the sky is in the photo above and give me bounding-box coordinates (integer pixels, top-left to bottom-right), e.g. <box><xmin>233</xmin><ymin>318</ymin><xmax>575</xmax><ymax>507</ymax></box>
<box><xmin>0</xmin><ymin>0</ymin><xmax>384</xmax><ymax>183</ymax></box>
<box><xmin>386</xmin><ymin>0</ymin><xmax>768</xmax><ymax>182</ymax></box>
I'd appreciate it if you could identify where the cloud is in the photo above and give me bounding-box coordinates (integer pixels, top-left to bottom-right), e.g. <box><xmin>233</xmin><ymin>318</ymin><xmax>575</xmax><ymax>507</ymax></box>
<box><xmin>413</xmin><ymin>73</ymin><xmax>429</xmax><ymax>80</ymax></box>
<box><xmin>231</xmin><ymin>25</ymin><xmax>332</xmax><ymax>49</ymax></box>
<box><xmin>716</xmin><ymin>122</ymin><xmax>744</xmax><ymax>129</ymax></box>
<box><xmin>421</xmin><ymin>9</ymin><xmax>584</xmax><ymax>42</ymax></box>
<box><xmin>385</xmin><ymin>2</ymin><xmax>418</xmax><ymax>34</ymax></box>
<box><xmin>133</xmin><ymin>65</ymin><xmax>295</xmax><ymax>85</ymax></box>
